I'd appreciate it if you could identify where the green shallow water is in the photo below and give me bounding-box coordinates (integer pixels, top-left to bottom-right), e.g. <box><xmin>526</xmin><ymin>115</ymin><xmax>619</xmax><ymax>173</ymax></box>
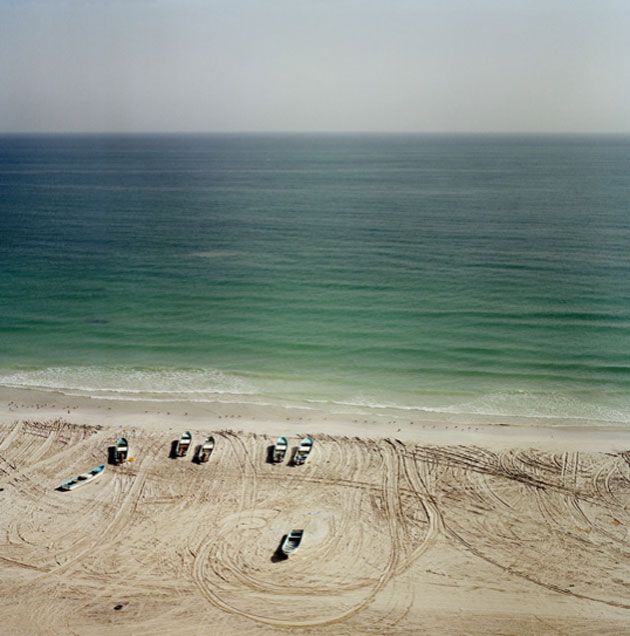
<box><xmin>1</xmin><ymin>134</ymin><xmax>630</xmax><ymax>422</ymax></box>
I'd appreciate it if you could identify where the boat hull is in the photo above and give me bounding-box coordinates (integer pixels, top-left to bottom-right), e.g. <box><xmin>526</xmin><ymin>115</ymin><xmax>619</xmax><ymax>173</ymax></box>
<box><xmin>281</xmin><ymin>529</ymin><xmax>304</xmax><ymax>556</ymax></box>
<box><xmin>59</xmin><ymin>465</ymin><xmax>106</xmax><ymax>491</ymax></box>
<box><xmin>176</xmin><ymin>432</ymin><xmax>193</xmax><ymax>457</ymax></box>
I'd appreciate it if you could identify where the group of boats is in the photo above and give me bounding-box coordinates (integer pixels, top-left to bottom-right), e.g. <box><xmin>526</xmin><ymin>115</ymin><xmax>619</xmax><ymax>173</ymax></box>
<box><xmin>272</xmin><ymin>436</ymin><xmax>311</xmax><ymax>556</ymax></box>
<box><xmin>59</xmin><ymin>436</ymin><xmax>128</xmax><ymax>491</ymax></box>
<box><xmin>56</xmin><ymin>432</ymin><xmax>312</xmax><ymax>557</ymax></box>
<box><xmin>59</xmin><ymin>433</ymin><xmax>315</xmax><ymax>491</ymax></box>
<box><xmin>271</xmin><ymin>435</ymin><xmax>313</xmax><ymax>466</ymax></box>
<box><xmin>173</xmin><ymin>431</ymin><xmax>215</xmax><ymax>462</ymax></box>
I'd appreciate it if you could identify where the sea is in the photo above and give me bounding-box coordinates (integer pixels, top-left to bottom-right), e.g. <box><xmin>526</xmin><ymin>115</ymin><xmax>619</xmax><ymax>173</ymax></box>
<box><xmin>1</xmin><ymin>133</ymin><xmax>630</xmax><ymax>425</ymax></box>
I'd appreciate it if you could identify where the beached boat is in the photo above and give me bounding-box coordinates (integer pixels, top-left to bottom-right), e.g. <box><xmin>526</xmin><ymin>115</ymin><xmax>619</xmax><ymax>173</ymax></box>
<box><xmin>196</xmin><ymin>436</ymin><xmax>215</xmax><ymax>463</ymax></box>
<box><xmin>272</xmin><ymin>436</ymin><xmax>288</xmax><ymax>463</ymax></box>
<box><xmin>292</xmin><ymin>436</ymin><xmax>313</xmax><ymax>466</ymax></box>
<box><xmin>281</xmin><ymin>529</ymin><xmax>304</xmax><ymax>556</ymax></box>
<box><xmin>113</xmin><ymin>437</ymin><xmax>129</xmax><ymax>465</ymax></box>
<box><xmin>176</xmin><ymin>431</ymin><xmax>192</xmax><ymax>457</ymax></box>
<box><xmin>59</xmin><ymin>464</ymin><xmax>105</xmax><ymax>491</ymax></box>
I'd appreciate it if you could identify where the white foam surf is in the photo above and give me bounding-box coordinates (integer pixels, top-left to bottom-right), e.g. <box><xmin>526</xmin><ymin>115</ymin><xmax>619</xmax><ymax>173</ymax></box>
<box><xmin>1</xmin><ymin>367</ymin><xmax>628</xmax><ymax>425</ymax></box>
<box><xmin>0</xmin><ymin>366</ymin><xmax>257</xmax><ymax>400</ymax></box>
<box><xmin>307</xmin><ymin>390</ymin><xmax>630</xmax><ymax>424</ymax></box>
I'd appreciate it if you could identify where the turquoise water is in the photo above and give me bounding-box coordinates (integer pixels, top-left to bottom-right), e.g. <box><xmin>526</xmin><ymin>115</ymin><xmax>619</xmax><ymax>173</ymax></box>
<box><xmin>2</xmin><ymin>134</ymin><xmax>630</xmax><ymax>422</ymax></box>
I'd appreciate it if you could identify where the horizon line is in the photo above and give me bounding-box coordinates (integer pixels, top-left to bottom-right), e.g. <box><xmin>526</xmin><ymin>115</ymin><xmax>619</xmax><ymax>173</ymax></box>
<box><xmin>2</xmin><ymin>130</ymin><xmax>630</xmax><ymax>137</ymax></box>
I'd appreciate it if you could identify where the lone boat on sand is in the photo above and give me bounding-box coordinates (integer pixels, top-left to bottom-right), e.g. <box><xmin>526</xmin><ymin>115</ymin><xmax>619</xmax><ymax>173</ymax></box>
<box><xmin>272</xmin><ymin>436</ymin><xmax>288</xmax><ymax>463</ymax></box>
<box><xmin>59</xmin><ymin>465</ymin><xmax>105</xmax><ymax>491</ymax></box>
<box><xmin>281</xmin><ymin>529</ymin><xmax>304</xmax><ymax>556</ymax></box>
<box><xmin>113</xmin><ymin>437</ymin><xmax>129</xmax><ymax>465</ymax></box>
<box><xmin>176</xmin><ymin>431</ymin><xmax>192</xmax><ymax>457</ymax></box>
<box><xmin>196</xmin><ymin>436</ymin><xmax>215</xmax><ymax>463</ymax></box>
<box><xmin>292</xmin><ymin>436</ymin><xmax>313</xmax><ymax>466</ymax></box>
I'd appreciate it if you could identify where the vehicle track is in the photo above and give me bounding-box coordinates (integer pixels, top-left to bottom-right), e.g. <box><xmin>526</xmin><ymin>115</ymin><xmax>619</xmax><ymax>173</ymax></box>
<box><xmin>395</xmin><ymin>451</ymin><xmax>441</xmax><ymax>574</ymax></box>
<box><xmin>0</xmin><ymin>421</ymin><xmax>23</xmax><ymax>452</ymax></box>
<box><xmin>190</xmin><ymin>438</ymin><xmax>406</xmax><ymax>628</ymax></box>
<box><xmin>3</xmin><ymin>423</ymin><xmax>629</xmax><ymax>633</ymax></box>
<box><xmin>38</xmin><ymin>451</ymin><xmax>155</xmax><ymax>580</ymax></box>
<box><xmin>445</xmin><ymin>520</ymin><xmax>630</xmax><ymax>610</ymax></box>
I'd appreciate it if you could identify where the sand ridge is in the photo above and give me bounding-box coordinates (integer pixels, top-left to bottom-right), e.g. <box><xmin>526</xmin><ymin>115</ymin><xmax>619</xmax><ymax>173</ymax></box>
<box><xmin>0</xmin><ymin>418</ymin><xmax>629</xmax><ymax>634</ymax></box>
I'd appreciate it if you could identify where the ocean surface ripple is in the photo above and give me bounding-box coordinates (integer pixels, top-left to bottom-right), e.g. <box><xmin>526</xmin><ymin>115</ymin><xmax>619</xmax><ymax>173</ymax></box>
<box><xmin>2</xmin><ymin>134</ymin><xmax>630</xmax><ymax>424</ymax></box>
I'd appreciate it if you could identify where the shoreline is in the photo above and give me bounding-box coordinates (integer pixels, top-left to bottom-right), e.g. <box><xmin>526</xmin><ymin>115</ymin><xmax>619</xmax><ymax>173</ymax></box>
<box><xmin>2</xmin><ymin>386</ymin><xmax>629</xmax><ymax>452</ymax></box>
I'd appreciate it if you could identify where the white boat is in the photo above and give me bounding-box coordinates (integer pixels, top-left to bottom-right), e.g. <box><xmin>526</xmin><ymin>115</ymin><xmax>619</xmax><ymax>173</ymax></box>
<box><xmin>59</xmin><ymin>465</ymin><xmax>105</xmax><ymax>491</ymax></box>
<box><xmin>176</xmin><ymin>431</ymin><xmax>192</xmax><ymax>457</ymax></box>
<box><xmin>281</xmin><ymin>529</ymin><xmax>304</xmax><ymax>556</ymax></box>
<box><xmin>292</xmin><ymin>436</ymin><xmax>313</xmax><ymax>466</ymax></box>
<box><xmin>196</xmin><ymin>436</ymin><xmax>215</xmax><ymax>463</ymax></box>
<box><xmin>272</xmin><ymin>436</ymin><xmax>288</xmax><ymax>463</ymax></box>
<box><xmin>113</xmin><ymin>437</ymin><xmax>129</xmax><ymax>464</ymax></box>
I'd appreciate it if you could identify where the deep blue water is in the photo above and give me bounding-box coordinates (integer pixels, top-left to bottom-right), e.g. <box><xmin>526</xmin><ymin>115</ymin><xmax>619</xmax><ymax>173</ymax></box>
<box><xmin>1</xmin><ymin>134</ymin><xmax>630</xmax><ymax>422</ymax></box>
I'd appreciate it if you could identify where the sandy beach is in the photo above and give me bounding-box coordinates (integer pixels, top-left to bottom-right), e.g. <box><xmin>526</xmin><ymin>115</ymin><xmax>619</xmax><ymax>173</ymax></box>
<box><xmin>4</xmin><ymin>1</ymin><xmax>630</xmax><ymax>632</ymax></box>
<box><xmin>0</xmin><ymin>389</ymin><xmax>629</xmax><ymax>634</ymax></box>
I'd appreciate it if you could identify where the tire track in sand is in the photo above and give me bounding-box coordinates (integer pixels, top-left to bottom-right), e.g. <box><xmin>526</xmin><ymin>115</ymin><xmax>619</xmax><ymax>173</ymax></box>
<box><xmin>0</xmin><ymin>421</ymin><xmax>22</xmax><ymax>453</ymax></box>
<box><xmin>191</xmin><ymin>436</ymin><xmax>404</xmax><ymax>629</ymax></box>
<box><xmin>37</xmin><ymin>454</ymin><xmax>154</xmax><ymax>580</ymax></box>
<box><xmin>396</xmin><ymin>450</ymin><xmax>442</xmax><ymax>575</ymax></box>
<box><xmin>446</xmin><ymin>519</ymin><xmax>630</xmax><ymax>610</ymax></box>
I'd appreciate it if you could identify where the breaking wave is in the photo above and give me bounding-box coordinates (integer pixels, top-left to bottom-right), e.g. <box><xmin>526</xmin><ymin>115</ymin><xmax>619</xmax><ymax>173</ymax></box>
<box><xmin>1</xmin><ymin>367</ymin><xmax>629</xmax><ymax>425</ymax></box>
<box><xmin>310</xmin><ymin>390</ymin><xmax>630</xmax><ymax>424</ymax></box>
<box><xmin>0</xmin><ymin>367</ymin><xmax>257</xmax><ymax>400</ymax></box>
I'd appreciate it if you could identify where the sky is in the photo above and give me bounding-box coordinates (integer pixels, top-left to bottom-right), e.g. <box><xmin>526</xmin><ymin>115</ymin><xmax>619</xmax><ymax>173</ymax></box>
<box><xmin>1</xmin><ymin>0</ymin><xmax>629</xmax><ymax>133</ymax></box>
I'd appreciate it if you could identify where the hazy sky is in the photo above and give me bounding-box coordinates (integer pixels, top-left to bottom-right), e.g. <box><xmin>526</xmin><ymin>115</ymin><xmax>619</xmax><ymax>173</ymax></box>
<box><xmin>1</xmin><ymin>0</ymin><xmax>629</xmax><ymax>133</ymax></box>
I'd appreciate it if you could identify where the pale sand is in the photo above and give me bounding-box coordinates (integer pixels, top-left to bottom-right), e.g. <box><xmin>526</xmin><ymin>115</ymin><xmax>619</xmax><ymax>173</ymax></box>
<box><xmin>0</xmin><ymin>388</ymin><xmax>629</xmax><ymax>634</ymax></box>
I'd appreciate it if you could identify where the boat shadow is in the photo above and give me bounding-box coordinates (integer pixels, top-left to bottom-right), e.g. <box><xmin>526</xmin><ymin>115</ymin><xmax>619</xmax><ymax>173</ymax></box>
<box><xmin>192</xmin><ymin>444</ymin><xmax>205</xmax><ymax>464</ymax></box>
<box><xmin>168</xmin><ymin>440</ymin><xmax>179</xmax><ymax>459</ymax></box>
<box><xmin>271</xmin><ymin>535</ymin><xmax>289</xmax><ymax>563</ymax></box>
<box><xmin>289</xmin><ymin>447</ymin><xmax>302</xmax><ymax>466</ymax></box>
